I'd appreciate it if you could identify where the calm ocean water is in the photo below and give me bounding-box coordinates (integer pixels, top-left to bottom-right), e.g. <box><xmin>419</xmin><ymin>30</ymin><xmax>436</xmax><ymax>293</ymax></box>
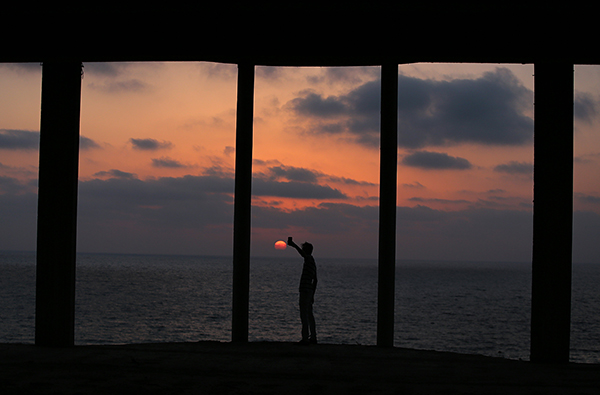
<box><xmin>1</xmin><ymin>251</ymin><xmax>598</xmax><ymax>363</ymax></box>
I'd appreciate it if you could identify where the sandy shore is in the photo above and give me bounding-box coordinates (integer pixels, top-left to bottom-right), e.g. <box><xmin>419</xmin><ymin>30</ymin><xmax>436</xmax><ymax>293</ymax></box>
<box><xmin>2</xmin><ymin>341</ymin><xmax>600</xmax><ymax>394</ymax></box>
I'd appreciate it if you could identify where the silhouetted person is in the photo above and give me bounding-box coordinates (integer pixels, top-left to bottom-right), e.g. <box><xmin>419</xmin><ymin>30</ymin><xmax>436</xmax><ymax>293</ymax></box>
<box><xmin>288</xmin><ymin>236</ymin><xmax>317</xmax><ymax>345</ymax></box>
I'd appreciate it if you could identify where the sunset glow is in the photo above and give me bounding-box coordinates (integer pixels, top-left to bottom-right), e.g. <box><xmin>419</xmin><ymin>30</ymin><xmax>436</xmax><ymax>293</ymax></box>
<box><xmin>1</xmin><ymin>62</ymin><xmax>599</xmax><ymax>262</ymax></box>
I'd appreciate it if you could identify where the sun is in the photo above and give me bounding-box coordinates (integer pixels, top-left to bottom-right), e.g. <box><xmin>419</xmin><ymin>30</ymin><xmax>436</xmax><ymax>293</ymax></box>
<box><xmin>274</xmin><ymin>240</ymin><xmax>287</xmax><ymax>250</ymax></box>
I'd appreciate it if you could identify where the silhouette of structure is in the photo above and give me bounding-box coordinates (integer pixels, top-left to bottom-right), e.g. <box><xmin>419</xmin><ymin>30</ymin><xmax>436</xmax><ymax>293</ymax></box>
<box><xmin>3</xmin><ymin>4</ymin><xmax>596</xmax><ymax>363</ymax></box>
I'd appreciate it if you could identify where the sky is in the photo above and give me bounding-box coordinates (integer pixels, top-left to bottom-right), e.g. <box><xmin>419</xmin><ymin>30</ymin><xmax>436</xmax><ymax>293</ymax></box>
<box><xmin>1</xmin><ymin>61</ymin><xmax>599</xmax><ymax>263</ymax></box>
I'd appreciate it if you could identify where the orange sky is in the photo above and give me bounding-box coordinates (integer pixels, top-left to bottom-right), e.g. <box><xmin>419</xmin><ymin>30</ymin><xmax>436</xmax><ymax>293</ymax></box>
<box><xmin>1</xmin><ymin>62</ymin><xmax>599</xmax><ymax>262</ymax></box>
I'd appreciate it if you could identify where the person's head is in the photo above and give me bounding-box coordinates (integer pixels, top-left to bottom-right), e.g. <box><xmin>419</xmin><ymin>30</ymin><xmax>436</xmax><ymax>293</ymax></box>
<box><xmin>301</xmin><ymin>242</ymin><xmax>313</xmax><ymax>255</ymax></box>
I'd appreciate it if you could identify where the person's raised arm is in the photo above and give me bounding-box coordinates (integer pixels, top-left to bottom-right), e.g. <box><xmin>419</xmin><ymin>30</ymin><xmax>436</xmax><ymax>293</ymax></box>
<box><xmin>287</xmin><ymin>237</ymin><xmax>306</xmax><ymax>258</ymax></box>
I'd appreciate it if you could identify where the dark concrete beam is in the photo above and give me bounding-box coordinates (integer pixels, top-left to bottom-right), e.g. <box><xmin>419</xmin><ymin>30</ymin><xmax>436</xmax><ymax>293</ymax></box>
<box><xmin>35</xmin><ymin>61</ymin><xmax>82</xmax><ymax>346</ymax></box>
<box><xmin>530</xmin><ymin>62</ymin><xmax>574</xmax><ymax>363</ymax></box>
<box><xmin>231</xmin><ymin>63</ymin><xmax>255</xmax><ymax>343</ymax></box>
<box><xmin>377</xmin><ymin>63</ymin><xmax>398</xmax><ymax>347</ymax></box>
<box><xmin>4</xmin><ymin>4</ymin><xmax>597</xmax><ymax>65</ymax></box>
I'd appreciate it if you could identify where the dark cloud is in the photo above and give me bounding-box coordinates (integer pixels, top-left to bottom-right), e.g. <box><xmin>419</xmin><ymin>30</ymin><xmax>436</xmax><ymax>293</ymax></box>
<box><xmin>396</xmin><ymin>68</ymin><xmax>533</xmax><ymax>148</ymax></box>
<box><xmin>574</xmin><ymin>93</ymin><xmax>598</xmax><ymax>124</ymax></box>
<box><xmin>130</xmin><ymin>138</ymin><xmax>172</xmax><ymax>150</ymax></box>
<box><xmin>0</xmin><ymin>129</ymin><xmax>39</xmax><ymax>150</ymax></box>
<box><xmin>402</xmin><ymin>181</ymin><xmax>426</xmax><ymax>189</ymax></box>
<box><xmin>0</xmin><ymin>175</ymin><xmax>36</xmax><ymax>195</ymax></box>
<box><xmin>2</xmin><ymin>167</ymin><xmax>598</xmax><ymax>262</ymax></box>
<box><xmin>253</xmin><ymin>158</ymin><xmax>282</xmax><ymax>167</ymax></box>
<box><xmin>0</xmin><ymin>63</ymin><xmax>41</xmax><ymax>74</ymax></box>
<box><xmin>252</xmin><ymin>178</ymin><xmax>347</xmax><ymax>200</ymax></box>
<box><xmin>152</xmin><ymin>157</ymin><xmax>187</xmax><ymax>168</ymax></box>
<box><xmin>87</xmin><ymin>79</ymin><xmax>149</xmax><ymax>94</ymax></box>
<box><xmin>304</xmin><ymin>67</ymin><xmax>380</xmax><ymax>86</ymax></box>
<box><xmin>401</xmin><ymin>151</ymin><xmax>472</xmax><ymax>170</ymax></box>
<box><xmin>80</xmin><ymin>136</ymin><xmax>101</xmax><ymax>150</ymax></box>
<box><xmin>493</xmin><ymin>161</ymin><xmax>532</xmax><ymax>175</ymax></box>
<box><xmin>251</xmin><ymin>202</ymin><xmax>378</xmax><ymax>235</ymax></box>
<box><xmin>286</xmin><ymin>67</ymin><xmax>534</xmax><ymax>150</ymax></box>
<box><xmin>79</xmin><ymin>174</ymin><xmax>234</xmax><ymax>216</ymax></box>
<box><xmin>93</xmin><ymin>169</ymin><xmax>138</xmax><ymax>179</ymax></box>
<box><xmin>83</xmin><ymin>62</ymin><xmax>129</xmax><ymax>77</ymax></box>
<box><xmin>224</xmin><ymin>146</ymin><xmax>235</xmax><ymax>156</ymax></box>
<box><xmin>288</xmin><ymin>91</ymin><xmax>349</xmax><ymax>118</ymax></box>
<box><xmin>394</xmin><ymin>205</ymin><xmax>535</xmax><ymax>262</ymax></box>
<box><xmin>254</xmin><ymin>164</ymin><xmax>377</xmax><ymax>192</ymax></box>
<box><xmin>268</xmin><ymin>165</ymin><xmax>319</xmax><ymax>183</ymax></box>
<box><xmin>251</xmin><ymin>200</ymin><xmax>538</xmax><ymax>261</ymax></box>
<box><xmin>256</xmin><ymin>66</ymin><xmax>284</xmax><ymax>81</ymax></box>
<box><xmin>0</xmin><ymin>129</ymin><xmax>99</xmax><ymax>151</ymax></box>
<box><xmin>408</xmin><ymin>197</ymin><xmax>471</xmax><ymax>205</ymax></box>
<box><xmin>575</xmin><ymin>193</ymin><xmax>600</xmax><ymax>205</ymax></box>
<box><xmin>82</xmin><ymin>63</ymin><xmax>157</xmax><ymax>95</ymax></box>
<box><xmin>326</xmin><ymin>175</ymin><xmax>377</xmax><ymax>187</ymax></box>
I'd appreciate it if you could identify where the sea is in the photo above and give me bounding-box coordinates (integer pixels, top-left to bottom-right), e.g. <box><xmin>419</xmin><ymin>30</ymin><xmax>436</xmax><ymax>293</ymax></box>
<box><xmin>1</xmin><ymin>251</ymin><xmax>599</xmax><ymax>364</ymax></box>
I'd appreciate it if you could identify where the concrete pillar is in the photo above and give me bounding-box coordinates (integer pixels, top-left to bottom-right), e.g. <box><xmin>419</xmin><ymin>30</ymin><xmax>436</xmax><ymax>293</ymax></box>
<box><xmin>35</xmin><ymin>61</ymin><xmax>82</xmax><ymax>346</ymax></box>
<box><xmin>377</xmin><ymin>63</ymin><xmax>398</xmax><ymax>347</ymax></box>
<box><xmin>232</xmin><ymin>63</ymin><xmax>255</xmax><ymax>342</ymax></box>
<box><xmin>530</xmin><ymin>62</ymin><xmax>574</xmax><ymax>363</ymax></box>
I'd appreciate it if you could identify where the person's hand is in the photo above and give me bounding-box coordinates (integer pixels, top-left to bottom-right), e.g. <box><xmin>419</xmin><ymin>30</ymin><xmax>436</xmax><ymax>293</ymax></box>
<box><xmin>287</xmin><ymin>236</ymin><xmax>293</xmax><ymax>244</ymax></box>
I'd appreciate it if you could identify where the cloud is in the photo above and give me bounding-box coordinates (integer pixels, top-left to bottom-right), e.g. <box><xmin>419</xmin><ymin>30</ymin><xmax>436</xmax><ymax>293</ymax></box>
<box><xmin>408</xmin><ymin>197</ymin><xmax>471</xmax><ymax>205</ymax></box>
<box><xmin>90</xmin><ymin>173</ymin><xmax>230</xmax><ymax>195</ymax></box>
<box><xmin>252</xmin><ymin>178</ymin><xmax>347</xmax><ymax>200</ymax></box>
<box><xmin>250</xmin><ymin>200</ymin><xmax>538</xmax><ymax>262</ymax></box>
<box><xmin>286</xmin><ymin>80</ymin><xmax>381</xmax><ymax>148</ymax></box>
<box><xmin>396</xmin><ymin>68</ymin><xmax>533</xmax><ymax>148</ymax></box>
<box><xmin>151</xmin><ymin>157</ymin><xmax>187</xmax><ymax>168</ymax></box>
<box><xmin>0</xmin><ymin>129</ymin><xmax>100</xmax><ymax>151</ymax></box>
<box><xmin>394</xmin><ymin>205</ymin><xmax>535</xmax><ymax>261</ymax></box>
<box><xmin>2</xmin><ymin>166</ymin><xmax>597</xmax><ymax>262</ymax></box>
<box><xmin>80</xmin><ymin>136</ymin><xmax>101</xmax><ymax>150</ymax></box>
<box><xmin>254</xmin><ymin>163</ymin><xmax>376</xmax><ymax>196</ymax></box>
<box><xmin>196</xmin><ymin>62</ymin><xmax>237</xmax><ymax>80</ymax></box>
<box><xmin>288</xmin><ymin>90</ymin><xmax>349</xmax><ymax>118</ymax></box>
<box><xmin>223</xmin><ymin>146</ymin><xmax>235</xmax><ymax>156</ymax></box>
<box><xmin>402</xmin><ymin>181</ymin><xmax>426</xmax><ymax>189</ymax></box>
<box><xmin>575</xmin><ymin>193</ymin><xmax>600</xmax><ymax>205</ymax></box>
<box><xmin>130</xmin><ymin>138</ymin><xmax>172</xmax><ymax>150</ymax></box>
<box><xmin>0</xmin><ymin>175</ymin><xmax>36</xmax><ymax>195</ymax></box>
<box><xmin>306</xmin><ymin>67</ymin><xmax>380</xmax><ymax>85</ymax></box>
<box><xmin>0</xmin><ymin>129</ymin><xmax>39</xmax><ymax>150</ymax></box>
<box><xmin>401</xmin><ymin>151</ymin><xmax>472</xmax><ymax>170</ymax></box>
<box><xmin>325</xmin><ymin>175</ymin><xmax>377</xmax><ymax>187</ymax></box>
<box><xmin>83</xmin><ymin>62</ymin><xmax>130</xmax><ymax>77</ymax></box>
<box><xmin>93</xmin><ymin>169</ymin><xmax>138</xmax><ymax>179</ymax></box>
<box><xmin>493</xmin><ymin>161</ymin><xmax>532</xmax><ymax>175</ymax></box>
<box><xmin>251</xmin><ymin>201</ymin><xmax>379</xmax><ymax>235</ymax></box>
<box><xmin>286</xmin><ymin>67</ymin><xmax>534</xmax><ymax>150</ymax></box>
<box><xmin>87</xmin><ymin>79</ymin><xmax>149</xmax><ymax>94</ymax></box>
<box><xmin>267</xmin><ymin>165</ymin><xmax>319</xmax><ymax>183</ymax></box>
<box><xmin>574</xmin><ymin>93</ymin><xmax>598</xmax><ymax>124</ymax></box>
<box><xmin>0</xmin><ymin>63</ymin><xmax>41</xmax><ymax>74</ymax></box>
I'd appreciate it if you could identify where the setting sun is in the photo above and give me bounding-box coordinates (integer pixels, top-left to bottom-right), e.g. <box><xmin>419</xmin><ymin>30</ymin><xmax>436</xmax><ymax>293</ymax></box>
<box><xmin>274</xmin><ymin>240</ymin><xmax>287</xmax><ymax>250</ymax></box>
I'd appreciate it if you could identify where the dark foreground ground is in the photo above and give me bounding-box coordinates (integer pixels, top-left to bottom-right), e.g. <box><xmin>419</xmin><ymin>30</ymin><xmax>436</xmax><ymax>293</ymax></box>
<box><xmin>2</xmin><ymin>341</ymin><xmax>600</xmax><ymax>394</ymax></box>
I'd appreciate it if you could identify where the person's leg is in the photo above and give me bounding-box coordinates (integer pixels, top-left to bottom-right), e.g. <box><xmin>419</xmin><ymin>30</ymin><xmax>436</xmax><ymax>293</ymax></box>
<box><xmin>307</xmin><ymin>290</ymin><xmax>317</xmax><ymax>343</ymax></box>
<box><xmin>299</xmin><ymin>292</ymin><xmax>309</xmax><ymax>341</ymax></box>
